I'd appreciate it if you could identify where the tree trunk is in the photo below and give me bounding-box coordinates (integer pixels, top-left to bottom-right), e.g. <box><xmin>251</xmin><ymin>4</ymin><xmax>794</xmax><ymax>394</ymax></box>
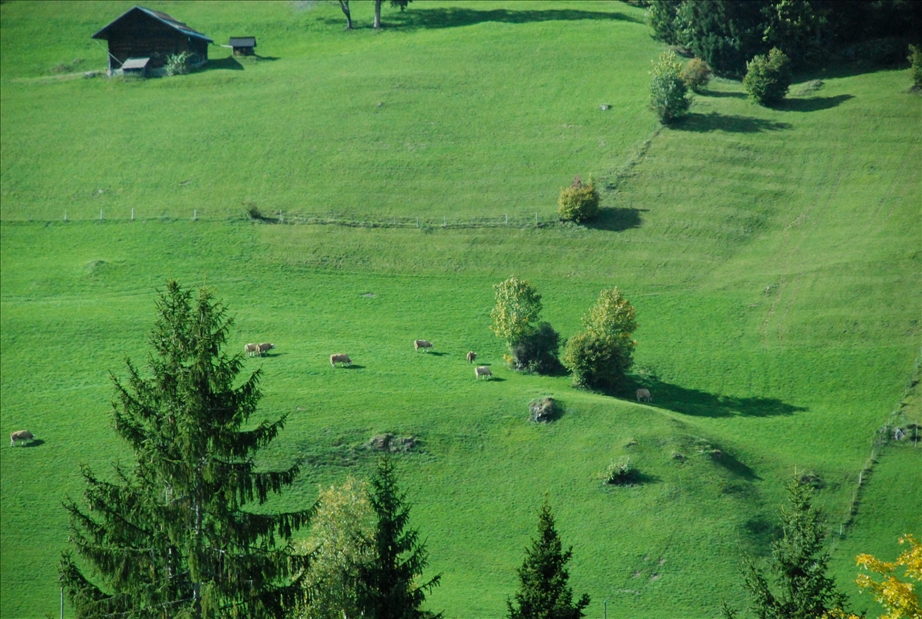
<box><xmin>338</xmin><ymin>0</ymin><xmax>353</xmax><ymax>30</ymax></box>
<box><xmin>374</xmin><ymin>0</ymin><xmax>382</xmax><ymax>29</ymax></box>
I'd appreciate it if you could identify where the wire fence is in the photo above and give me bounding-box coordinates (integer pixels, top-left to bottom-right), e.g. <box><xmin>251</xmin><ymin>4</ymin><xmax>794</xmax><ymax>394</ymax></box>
<box><xmin>4</xmin><ymin>209</ymin><xmax>568</xmax><ymax>229</ymax></box>
<box><xmin>831</xmin><ymin>353</ymin><xmax>921</xmax><ymax>546</ymax></box>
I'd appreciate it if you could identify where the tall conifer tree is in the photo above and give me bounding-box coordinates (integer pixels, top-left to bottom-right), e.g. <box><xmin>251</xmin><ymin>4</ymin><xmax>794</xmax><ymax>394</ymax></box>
<box><xmin>60</xmin><ymin>281</ymin><xmax>313</xmax><ymax>618</ymax></box>
<box><xmin>507</xmin><ymin>499</ymin><xmax>590</xmax><ymax>619</ymax></box>
<box><xmin>357</xmin><ymin>457</ymin><xmax>441</xmax><ymax>619</ymax></box>
<box><xmin>723</xmin><ymin>475</ymin><xmax>847</xmax><ymax>619</ymax></box>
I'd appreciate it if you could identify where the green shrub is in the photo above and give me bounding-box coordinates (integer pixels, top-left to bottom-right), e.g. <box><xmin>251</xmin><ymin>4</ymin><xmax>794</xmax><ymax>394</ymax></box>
<box><xmin>681</xmin><ymin>57</ymin><xmax>712</xmax><ymax>93</ymax></box>
<box><xmin>605</xmin><ymin>457</ymin><xmax>638</xmax><ymax>485</ymax></box>
<box><xmin>649</xmin><ymin>50</ymin><xmax>691</xmax><ymax>123</ymax></box>
<box><xmin>743</xmin><ymin>47</ymin><xmax>791</xmax><ymax>107</ymax></box>
<box><xmin>557</xmin><ymin>175</ymin><xmax>599</xmax><ymax>223</ymax></box>
<box><xmin>165</xmin><ymin>51</ymin><xmax>192</xmax><ymax>76</ymax></box>
<box><xmin>510</xmin><ymin>321</ymin><xmax>561</xmax><ymax>374</ymax></box>
<box><xmin>910</xmin><ymin>45</ymin><xmax>922</xmax><ymax>91</ymax></box>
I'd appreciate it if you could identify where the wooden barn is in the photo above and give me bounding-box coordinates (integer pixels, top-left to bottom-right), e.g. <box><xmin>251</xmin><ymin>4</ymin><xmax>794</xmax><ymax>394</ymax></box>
<box><xmin>229</xmin><ymin>37</ymin><xmax>257</xmax><ymax>56</ymax></box>
<box><xmin>92</xmin><ymin>6</ymin><xmax>213</xmax><ymax>75</ymax></box>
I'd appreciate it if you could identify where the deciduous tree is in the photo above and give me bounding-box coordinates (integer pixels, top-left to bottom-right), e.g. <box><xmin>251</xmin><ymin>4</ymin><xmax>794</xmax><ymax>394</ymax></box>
<box><xmin>59</xmin><ymin>281</ymin><xmax>313</xmax><ymax>619</ymax></box>
<box><xmin>300</xmin><ymin>478</ymin><xmax>375</xmax><ymax>619</ymax></box>
<box><xmin>824</xmin><ymin>534</ymin><xmax>921</xmax><ymax>619</ymax></box>
<box><xmin>374</xmin><ymin>0</ymin><xmax>412</xmax><ymax>29</ymax></box>
<box><xmin>649</xmin><ymin>50</ymin><xmax>691</xmax><ymax>124</ymax></box>
<box><xmin>491</xmin><ymin>276</ymin><xmax>543</xmax><ymax>349</ymax></box>
<box><xmin>563</xmin><ymin>288</ymin><xmax>637</xmax><ymax>390</ymax></box>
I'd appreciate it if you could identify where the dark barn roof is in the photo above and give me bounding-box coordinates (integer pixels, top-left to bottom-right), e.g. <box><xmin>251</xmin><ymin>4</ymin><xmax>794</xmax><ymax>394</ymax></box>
<box><xmin>229</xmin><ymin>37</ymin><xmax>257</xmax><ymax>48</ymax></box>
<box><xmin>92</xmin><ymin>6</ymin><xmax>212</xmax><ymax>43</ymax></box>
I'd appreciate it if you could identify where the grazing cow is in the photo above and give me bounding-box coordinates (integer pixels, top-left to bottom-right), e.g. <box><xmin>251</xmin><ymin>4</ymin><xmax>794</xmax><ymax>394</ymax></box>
<box><xmin>466</xmin><ymin>351</ymin><xmax>477</xmax><ymax>364</ymax></box>
<box><xmin>474</xmin><ymin>366</ymin><xmax>493</xmax><ymax>380</ymax></box>
<box><xmin>414</xmin><ymin>339</ymin><xmax>433</xmax><ymax>352</ymax></box>
<box><xmin>256</xmin><ymin>343</ymin><xmax>275</xmax><ymax>357</ymax></box>
<box><xmin>244</xmin><ymin>343</ymin><xmax>259</xmax><ymax>357</ymax></box>
<box><xmin>636</xmin><ymin>388</ymin><xmax>652</xmax><ymax>403</ymax></box>
<box><xmin>10</xmin><ymin>430</ymin><xmax>34</xmax><ymax>447</ymax></box>
<box><xmin>330</xmin><ymin>354</ymin><xmax>352</xmax><ymax>368</ymax></box>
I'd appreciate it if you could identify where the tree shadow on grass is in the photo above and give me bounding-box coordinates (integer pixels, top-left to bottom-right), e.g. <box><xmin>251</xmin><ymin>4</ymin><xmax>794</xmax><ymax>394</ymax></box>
<box><xmin>700</xmin><ymin>90</ymin><xmax>747</xmax><ymax>99</ymax></box>
<box><xmin>20</xmin><ymin>439</ymin><xmax>45</xmax><ymax>448</ymax></box>
<box><xmin>330</xmin><ymin>7</ymin><xmax>642</xmax><ymax>30</ymax></box>
<box><xmin>675</xmin><ymin>112</ymin><xmax>792</xmax><ymax>133</ymax></box>
<box><xmin>621</xmin><ymin>379</ymin><xmax>805</xmax><ymax>418</ymax></box>
<box><xmin>584</xmin><ymin>207</ymin><xmax>646</xmax><ymax>232</ymax></box>
<box><xmin>782</xmin><ymin>94</ymin><xmax>854</xmax><ymax>112</ymax></box>
<box><xmin>712</xmin><ymin>450</ymin><xmax>761</xmax><ymax>481</ymax></box>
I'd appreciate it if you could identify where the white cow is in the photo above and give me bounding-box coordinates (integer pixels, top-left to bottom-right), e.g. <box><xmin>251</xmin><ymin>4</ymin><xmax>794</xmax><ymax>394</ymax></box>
<box><xmin>636</xmin><ymin>388</ymin><xmax>652</xmax><ymax>403</ymax></box>
<box><xmin>10</xmin><ymin>430</ymin><xmax>34</xmax><ymax>447</ymax></box>
<box><xmin>244</xmin><ymin>343</ymin><xmax>259</xmax><ymax>357</ymax></box>
<box><xmin>414</xmin><ymin>339</ymin><xmax>433</xmax><ymax>352</ymax></box>
<box><xmin>474</xmin><ymin>366</ymin><xmax>493</xmax><ymax>380</ymax></box>
<box><xmin>330</xmin><ymin>354</ymin><xmax>352</xmax><ymax>367</ymax></box>
<box><xmin>256</xmin><ymin>343</ymin><xmax>275</xmax><ymax>357</ymax></box>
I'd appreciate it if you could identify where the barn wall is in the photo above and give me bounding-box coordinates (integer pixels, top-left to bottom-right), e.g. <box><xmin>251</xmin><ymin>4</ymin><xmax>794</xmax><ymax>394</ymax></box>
<box><xmin>105</xmin><ymin>10</ymin><xmax>209</xmax><ymax>69</ymax></box>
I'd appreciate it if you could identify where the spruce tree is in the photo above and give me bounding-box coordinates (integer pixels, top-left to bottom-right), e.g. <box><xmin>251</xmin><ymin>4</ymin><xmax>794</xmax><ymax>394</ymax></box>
<box><xmin>507</xmin><ymin>499</ymin><xmax>590</xmax><ymax>619</ymax></box>
<box><xmin>724</xmin><ymin>475</ymin><xmax>848</xmax><ymax>619</ymax></box>
<box><xmin>60</xmin><ymin>280</ymin><xmax>313</xmax><ymax>619</ymax></box>
<box><xmin>357</xmin><ymin>456</ymin><xmax>441</xmax><ymax>619</ymax></box>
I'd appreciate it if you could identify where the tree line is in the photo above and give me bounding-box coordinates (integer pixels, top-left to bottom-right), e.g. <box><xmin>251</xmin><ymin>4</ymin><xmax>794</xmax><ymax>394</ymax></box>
<box><xmin>646</xmin><ymin>0</ymin><xmax>922</xmax><ymax>77</ymax></box>
<box><xmin>60</xmin><ymin>282</ymin><xmax>919</xmax><ymax>618</ymax></box>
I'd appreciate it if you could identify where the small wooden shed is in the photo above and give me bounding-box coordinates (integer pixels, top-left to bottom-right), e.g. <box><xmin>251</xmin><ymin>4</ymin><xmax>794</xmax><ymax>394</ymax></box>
<box><xmin>92</xmin><ymin>6</ymin><xmax>213</xmax><ymax>75</ymax></box>
<box><xmin>121</xmin><ymin>57</ymin><xmax>151</xmax><ymax>76</ymax></box>
<box><xmin>229</xmin><ymin>37</ymin><xmax>257</xmax><ymax>56</ymax></box>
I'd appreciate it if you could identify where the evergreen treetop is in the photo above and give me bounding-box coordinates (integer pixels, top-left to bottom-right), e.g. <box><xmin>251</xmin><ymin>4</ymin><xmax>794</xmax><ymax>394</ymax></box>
<box><xmin>358</xmin><ymin>456</ymin><xmax>441</xmax><ymax>619</ymax></box>
<box><xmin>61</xmin><ymin>280</ymin><xmax>313</xmax><ymax>619</ymax></box>
<box><xmin>507</xmin><ymin>498</ymin><xmax>590</xmax><ymax>619</ymax></box>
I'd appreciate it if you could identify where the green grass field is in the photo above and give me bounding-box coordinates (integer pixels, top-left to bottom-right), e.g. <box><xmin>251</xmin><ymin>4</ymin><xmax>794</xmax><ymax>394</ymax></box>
<box><xmin>2</xmin><ymin>2</ymin><xmax>920</xmax><ymax>618</ymax></box>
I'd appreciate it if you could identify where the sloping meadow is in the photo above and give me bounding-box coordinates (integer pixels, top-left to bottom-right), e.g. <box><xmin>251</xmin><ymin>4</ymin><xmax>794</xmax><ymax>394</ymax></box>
<box><xmin>2</xmin><ymin>2</ymin><xmax>920</xmax><ymax>618</ymax></box>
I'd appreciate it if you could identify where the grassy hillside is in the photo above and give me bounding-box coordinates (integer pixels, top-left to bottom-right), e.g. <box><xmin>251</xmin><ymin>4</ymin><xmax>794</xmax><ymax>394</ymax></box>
<box><xmin>2</xmin><ymin>2</ymin><xmax>920</xmax><ymax>618</ymax></box>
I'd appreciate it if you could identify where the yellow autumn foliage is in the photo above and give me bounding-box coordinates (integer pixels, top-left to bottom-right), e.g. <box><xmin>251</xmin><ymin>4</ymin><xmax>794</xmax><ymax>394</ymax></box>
<box><xmin>824</xmin><ymin>534</ymin><xmax>921</xmax><ymax>619</ymax></box>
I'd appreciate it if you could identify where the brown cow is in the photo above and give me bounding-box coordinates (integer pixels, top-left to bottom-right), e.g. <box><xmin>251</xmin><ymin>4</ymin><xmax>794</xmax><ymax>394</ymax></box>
<box><xmin>466</xmin><ymin>351</ymin><xmax>477</xmax><ymax>364</ymax></box>
<box><xmin>256</xmin><ymin>343</ymin><xmax>275</xmax><ymax>357</ymax></box>
<box><xmin>474</xmin><ymin>366</ymin><xmax>493</xmax><ymax>380</ymax></box>
<box><xmin>244</xmin><ymin>343</ymin><xmax>259</xmax><ymax>357</ymax></box>
<box><xmin>330</xmin><ymin>354</ymin><xmax>352</xmax><ymax>367</ymax></box>
<box><xmin>10</xmin><ymin>430</ymin><xmax>34</xmax><ymax>447</ymax></box>
<box><xmin>636</xmin><ymin>388</ymin><xmax>652</xmax><ymax>403</ymax></box>
<box><xmin>414</xmin><ymin>339</ymin><xmax>433</xmax><ymax>352</ymax></box>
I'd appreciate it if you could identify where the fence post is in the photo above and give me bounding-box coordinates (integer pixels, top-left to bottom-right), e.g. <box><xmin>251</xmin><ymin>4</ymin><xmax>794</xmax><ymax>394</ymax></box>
<box><xmin>505</xmin><ymin>214</ymin><xmax>508</xmax><ymax>226</ymax></box>
<box><xmin>64</xmin><ymin>211</ymin><xmax>67</xmax><ymax>221</ymax></box>
<box><xmin>193</xmin><ymin>209</ymin><xmax>197</xmax><ymax>221</ymax></box>
<box><xmin>100</xmin><ymin>210</ymin><xmax>103</xmax><ymax>221</ymax></box>
<box><xmin>535</xmin><ymin>212</ymin><xmax>538</xmax><ymax>224</ymax></box>
<box><xmin>279</xmin><ymin>210</ymin><xmax>283</xmax><ymax>223</ymax></box>
<box><xmin>131</xmin><ymin>208</ymin><xmax>134</xmax><ymax>221</ymax></box>
<box><xmin>417</xmin><ymin>217</ymin><xmax>419</xmax><ymax>228</ymax></box>
<box><xmin>443</xmin><ymin>216</ymin><xmax>446</xmax><ymax>227</ymax></box>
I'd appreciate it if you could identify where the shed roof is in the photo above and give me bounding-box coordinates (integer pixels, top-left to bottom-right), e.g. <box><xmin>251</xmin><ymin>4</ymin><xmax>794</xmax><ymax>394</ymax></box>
<box><xmin>121</xmin><ymin>57</ymin><xmax>151</xmax><ymax>70</ymax></box>
<box><xmin>92</xmin><ymin>6</ymin><xmax>213</xmax><ymax>43</ymax></box>
<box><xmin>229</xmin><ymin>37</ymin><xmax>257</xmax><ymax>48</ymax></box>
